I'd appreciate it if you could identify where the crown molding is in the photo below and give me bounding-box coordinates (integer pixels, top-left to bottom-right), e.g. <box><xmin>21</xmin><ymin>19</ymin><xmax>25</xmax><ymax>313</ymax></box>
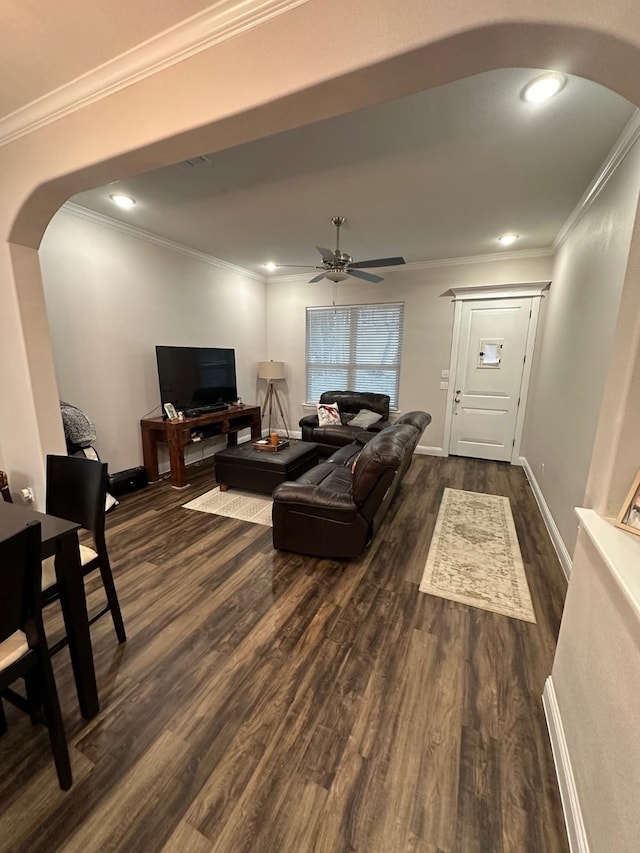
<box><xmin>0</xmin><ymin>0</ymin><xmax>310</xmax><ymax>147</ymax></box>
<box><xmin>60</xmin><ymin>202</ymin><xmax>554</xmax><ymax>286</ymax></box>
<box><xmin>267</xmin><ymin>247</ymin><xmax>554</xmax><ymax>283</ymax></box>
<box><xmin>553</xmin><ymin>108</ymin><xmax>640</xmax><ymax>250</ymax></box>
<box><xmin>60</xmin><ymin>202</ymin><xmax>266</xmax><ymax>282</ymax></box>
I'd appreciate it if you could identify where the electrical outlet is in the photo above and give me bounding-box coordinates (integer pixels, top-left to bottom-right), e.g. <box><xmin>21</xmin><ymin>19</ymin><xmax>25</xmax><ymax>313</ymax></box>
<box><xmin>439</xmin><ymin>381</ymin><xmax>449</xmax><ymax>390</ymax></box>
<box><xmin>441</xmin><ymin>369</ymin><xmax>449</xmax><ymax>378</ymax></box>
<box><xmin>21</xmin><ymin>487</ymin><xmax>34</xmax><ymax>502</ymax></box>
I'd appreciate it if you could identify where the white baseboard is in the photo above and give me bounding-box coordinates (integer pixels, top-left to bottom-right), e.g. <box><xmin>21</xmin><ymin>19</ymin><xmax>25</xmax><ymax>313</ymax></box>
<box><xmin>415</xmin><ymin>444</ymin><xmax>446</xmax><ymax>456</ymax></box>
<box><xmin>543</xmin><ymin>678</ymin><xmax>590</xmax><ymax>853</ymax></box>
<box><xmin>520</xmin><ymin>456</ymin><xmax>572</xmax><ymax>580</ymax></box>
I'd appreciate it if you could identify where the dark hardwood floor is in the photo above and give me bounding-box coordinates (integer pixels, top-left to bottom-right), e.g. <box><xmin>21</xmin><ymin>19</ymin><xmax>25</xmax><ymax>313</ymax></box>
<box><xmin>0</xmin><ymin>455</ymin><xmax>569</xmax><ymax>852</ymax></box>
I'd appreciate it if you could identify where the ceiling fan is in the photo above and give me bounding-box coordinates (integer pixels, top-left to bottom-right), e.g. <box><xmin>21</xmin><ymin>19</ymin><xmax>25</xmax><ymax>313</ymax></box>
<box><xmin>279</xmin><ymin>216</ymin><xmax>406</xmax><ymax>283</ymax></box>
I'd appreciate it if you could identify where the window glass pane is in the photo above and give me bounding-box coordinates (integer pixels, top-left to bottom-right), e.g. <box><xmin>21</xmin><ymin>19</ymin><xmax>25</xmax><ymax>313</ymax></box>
<box><xmin>308</xmin><ymin>368</ymin><xmax>349</xmax><ymax>402</ymax></box>
<box><xmin>353</xmin><ymin>369</ymin><xmax>397</xmax><ymax>398</ymax></box>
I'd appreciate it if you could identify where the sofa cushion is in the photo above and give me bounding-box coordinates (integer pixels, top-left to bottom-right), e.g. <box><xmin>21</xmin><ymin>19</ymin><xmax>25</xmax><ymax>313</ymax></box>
<box><xmin>295</xmin><ymin>461</ymin><xmax>339</xmax><ymax>486</ymax></box>
<box><xmin>317</xmin><ymin>402</ymin><xmax>340</xmax><ymax>426</ymax></box>
<box><xmin>349</xmin><ymin>409</ymin><xmax>383</xmax><ymax>429</ymax></box>
<box><xmin>273</xmin><ymin>466</ymin><xmax>358</xmax><ymax>522</ymax></box>
<box><xmin>325</xmin><ymin>442</ymin><xmax>362</xmax><ymax>467</ymax></box>
<box><xmin>319</xmin><ymin>390</ymin><xmax>390</xmax><ymax>419</ymax></box>
<box><xmin>310</xmin><ymin>424</ymin><xmax>367</xmax><ymax>448</ymax></box>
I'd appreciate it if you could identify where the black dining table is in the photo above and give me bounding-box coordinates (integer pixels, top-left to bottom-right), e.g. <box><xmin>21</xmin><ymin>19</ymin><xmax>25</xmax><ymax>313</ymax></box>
<box><xmin>0</xmin><ymin>501</ymin><xmax>99</xmax><ymax>719</ymax></box>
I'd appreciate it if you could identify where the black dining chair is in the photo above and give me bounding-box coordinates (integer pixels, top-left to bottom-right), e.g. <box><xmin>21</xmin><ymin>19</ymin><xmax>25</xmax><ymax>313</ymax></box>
<box><xmin>0</xmin><ymin>521</ymin><xmax>72</xmax><ymax>790</ymax></box>
<box><xmin>42</xmin><ymin>455</ymin><xmax>126</xmax><ymax>649</ymax></box>
<box><xmin>0</xmin><ymin>470</ymin><xmax>12</xmax><ymax>503</ymax></box>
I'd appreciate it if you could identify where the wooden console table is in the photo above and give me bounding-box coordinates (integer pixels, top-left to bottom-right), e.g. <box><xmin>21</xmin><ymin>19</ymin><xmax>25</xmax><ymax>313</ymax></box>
<box><xmin>140</xmin><ymin>404</ymin><xmax>261</xmax><ymax>489</ymax></box>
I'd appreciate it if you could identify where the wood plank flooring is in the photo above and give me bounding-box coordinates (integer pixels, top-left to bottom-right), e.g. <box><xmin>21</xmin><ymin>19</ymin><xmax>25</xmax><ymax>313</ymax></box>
<box><xmin>0</xmin><ymin>455</ymin><xmax>569</xmax><ymax>852</ymax></box>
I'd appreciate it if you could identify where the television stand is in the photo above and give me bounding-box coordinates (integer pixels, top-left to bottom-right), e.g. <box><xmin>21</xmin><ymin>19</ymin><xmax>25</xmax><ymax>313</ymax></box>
<box><xmin>184</xmin><ymin>403</ymin><xmax>228</xmax><ymax>416</ymax></box>
<box><xmin>140</xmin><ymin>404</ymin><xmax>261</xmax><ymax>489</ymax></box>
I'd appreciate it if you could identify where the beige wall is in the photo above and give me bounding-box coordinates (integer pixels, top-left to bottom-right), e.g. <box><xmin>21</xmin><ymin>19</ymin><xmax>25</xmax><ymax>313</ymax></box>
<box><xmin>267</xmin><ymin>255</ymin><xmax>552</xmax><ymax>450</ymax></box>
<box><xmin>551</xmin><ymin>528</ymin><xmax>640</xmax><ymax>851</ymax></box>
<box><xmin>39</xmin><ymin>209</ymin><xmax>267</xmax><ymax>473</ymax></box>
<box><xmin>521</xmin><ymin>138</ymin><xmax>640</xmax><ymax>553</ymax></box>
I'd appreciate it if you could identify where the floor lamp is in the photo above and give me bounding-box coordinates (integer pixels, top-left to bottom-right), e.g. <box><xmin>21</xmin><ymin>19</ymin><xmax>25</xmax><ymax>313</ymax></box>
<box><xmin>258</xmin><ymin>361</ymin><xmax>290</xmax><ymax>438</ymax></box>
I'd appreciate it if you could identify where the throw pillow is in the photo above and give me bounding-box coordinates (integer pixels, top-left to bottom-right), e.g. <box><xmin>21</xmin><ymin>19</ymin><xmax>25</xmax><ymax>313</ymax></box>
<box><xmin>349</xmin><ymin>408</ymin><xmax>383</xmax><ymax>428</ymax></box>
<box><xmin>317</xmin><ymin>402</ymin><xmax>341</xmax><ymax>427</ymax></box>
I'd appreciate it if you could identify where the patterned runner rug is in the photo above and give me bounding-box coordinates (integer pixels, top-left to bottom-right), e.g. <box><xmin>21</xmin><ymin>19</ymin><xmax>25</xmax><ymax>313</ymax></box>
<box><xmin>183</xmin><ymin>487</ymin><xmax>273</xmax><ymax>527</ymax></box>
<box><xmin>419</xmin><ymin>488</ymin><xmax>536</xmax><ymax>623</ymax></box>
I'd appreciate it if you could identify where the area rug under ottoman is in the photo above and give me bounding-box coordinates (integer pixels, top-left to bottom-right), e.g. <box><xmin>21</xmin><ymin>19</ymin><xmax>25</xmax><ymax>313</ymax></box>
<box><xmin>183</xmin><ymin>487</ymin><xmax>273</xmax><ymax>527</ymax></box>
<box><xmin>419</xmin><ymin>487</ymin><xmax>536</xmax><ymax>623</ymax></box>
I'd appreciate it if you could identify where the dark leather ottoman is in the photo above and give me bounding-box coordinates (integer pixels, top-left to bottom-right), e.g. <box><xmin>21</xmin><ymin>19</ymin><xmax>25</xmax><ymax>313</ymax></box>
<box><xmin>214</xmin><ymin>440</ymin><xmax>320</xmax><ymax>494</ymax></box>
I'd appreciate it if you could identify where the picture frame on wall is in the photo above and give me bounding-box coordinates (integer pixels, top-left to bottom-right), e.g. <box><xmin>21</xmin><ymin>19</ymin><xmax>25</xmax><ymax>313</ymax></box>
<box><xmin>615</xmin><ymin>470</ymin><xmax>640</xmax><ymax>537</ymax></box>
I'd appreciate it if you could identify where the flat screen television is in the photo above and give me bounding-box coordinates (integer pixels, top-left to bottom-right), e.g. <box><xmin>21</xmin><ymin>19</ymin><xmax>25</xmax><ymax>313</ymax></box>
<box><xmin>155</xmin><ymin>346</ymin><xmax>238</xmax><ymax>410</ymax></box>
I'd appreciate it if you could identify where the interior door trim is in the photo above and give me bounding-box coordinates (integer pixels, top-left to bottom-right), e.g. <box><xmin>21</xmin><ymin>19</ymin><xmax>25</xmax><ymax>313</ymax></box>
<box><xmin>443</xmin><ymin>280</ymin><xmax>551</xmax><ymax>301</ymax></box>
<box><xmin>442</xmin><ymin>282</ymin><xmax>550</xmax><ymax>463</ymax></box>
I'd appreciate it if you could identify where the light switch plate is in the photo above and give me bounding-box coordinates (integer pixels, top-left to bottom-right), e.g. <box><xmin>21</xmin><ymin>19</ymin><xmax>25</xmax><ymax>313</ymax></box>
<box><xmin>441</xmin><ymin>369</ymin><xmax>449</xmax><ymax>378</ymax></box>
<box><xmin>440</xmin><ymin>381</ymin><xmax>449</xmax><ymax>390</ymax></box>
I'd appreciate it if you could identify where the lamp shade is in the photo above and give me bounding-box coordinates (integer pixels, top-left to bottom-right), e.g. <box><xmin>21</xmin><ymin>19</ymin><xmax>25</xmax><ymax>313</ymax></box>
<box><xmin>258</xmin><ymin>360</ymin><xmax>285</xmax><ymax>380</ymax></box>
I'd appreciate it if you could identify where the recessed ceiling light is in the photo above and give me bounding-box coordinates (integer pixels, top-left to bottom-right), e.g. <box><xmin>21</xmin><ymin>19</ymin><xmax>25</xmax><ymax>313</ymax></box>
<box><xmin>263</xmin><ymin>262</ymin><xmax>278</xmax><ymax>272</ymax></box>
<box><xmin>109</xmin><ymin>193</ymin><xmax>136</xmax><ymax>209</ymax></box>
<box><xmin>498</xmin><ymin>234</ymin><xmax>519</xmax><ymax>246</ymax></box>
<box><xmin>522</xmin><ymin>72</ymin><xmax>567</xmax><ymax>104</ymax></box>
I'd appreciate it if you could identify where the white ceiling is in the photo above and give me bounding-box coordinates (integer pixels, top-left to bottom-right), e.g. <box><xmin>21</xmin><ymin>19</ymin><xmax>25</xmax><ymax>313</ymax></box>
<box><xmin>69</xmin><ymin>68</ymin><xmax>635</xmax><ymax>276</ymax></box>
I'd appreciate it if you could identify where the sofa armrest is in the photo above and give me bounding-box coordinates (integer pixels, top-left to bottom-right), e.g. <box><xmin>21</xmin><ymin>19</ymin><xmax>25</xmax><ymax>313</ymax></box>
<box><xmin>274</xmin><ymin>480</ymin><xmax>356</xmax><ymax>516</ymax></box>
<box><xmin>299</xmin><ymin>413</ymin><xmax>319</xmax><ymax>428</ymax></box>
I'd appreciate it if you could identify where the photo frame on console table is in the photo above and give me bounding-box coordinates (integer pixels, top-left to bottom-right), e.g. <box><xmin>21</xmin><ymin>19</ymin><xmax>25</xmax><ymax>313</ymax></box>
<box><xmin>163</xmin><ymin>402</ymin><xmax>178</xmax><ymax>421</ymax></box>
<box><xmin>615</xmin><ymin>470</ymin><xmax>640</xmax><ymax>537</ymax></box>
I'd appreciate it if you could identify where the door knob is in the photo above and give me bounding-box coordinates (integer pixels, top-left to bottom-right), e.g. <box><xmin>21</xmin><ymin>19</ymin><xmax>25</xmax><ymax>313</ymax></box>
<box><xmin>454</xmin><ymin>390</ymin><xmax>461</xmax><ymax>403</ymax></box>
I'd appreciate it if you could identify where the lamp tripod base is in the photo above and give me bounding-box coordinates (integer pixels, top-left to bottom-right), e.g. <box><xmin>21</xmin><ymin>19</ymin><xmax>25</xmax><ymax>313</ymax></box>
<box><xmin>263</xmin><ymin>381</ymin><xmax>289</xmax><ymax>438</ymax></box>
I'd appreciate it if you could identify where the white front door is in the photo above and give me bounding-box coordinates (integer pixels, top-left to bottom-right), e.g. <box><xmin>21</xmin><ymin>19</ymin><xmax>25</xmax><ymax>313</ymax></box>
<box><xmin>449</xmin><ymin>297</ymin><xmax>533</xmax><ymax>461</ymax></box>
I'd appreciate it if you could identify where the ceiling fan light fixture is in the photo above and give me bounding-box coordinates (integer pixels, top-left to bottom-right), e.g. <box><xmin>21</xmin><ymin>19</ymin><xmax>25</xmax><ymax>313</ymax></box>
<box><xmin>325</xmin><ymin>270</ymin><xmax>349</xmax><ymax>283</ymax></box>
<box><xmin>497</xmin><ymin>233</ymin><xmax>519</xmax><ymax>246</ymax></box>
<box><xmin>109</xmin><ymin>193</ymin><xmax>136</xmax><ymax>210</ymax></box>
<box><xmin>263</xmin><ymin>262</ymin><xmax>277</xmax><ymax>272</ymax></box>
<box><xmin>522</xmin><ymin>72</ymin><xmax>566</xmax><ymax>104</ymax></box>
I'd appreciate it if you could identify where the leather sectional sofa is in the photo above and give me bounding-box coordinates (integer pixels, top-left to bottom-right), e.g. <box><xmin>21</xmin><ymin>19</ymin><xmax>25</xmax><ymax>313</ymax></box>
<box><xmin>272</xmin><ymin>410</ymin><xmax>431</xmax><ymax>559</ymax></box>
<box><xmin>299</xmin><ymin>390</ymin><xmax>391</xmax><ymax>457</ymax></box>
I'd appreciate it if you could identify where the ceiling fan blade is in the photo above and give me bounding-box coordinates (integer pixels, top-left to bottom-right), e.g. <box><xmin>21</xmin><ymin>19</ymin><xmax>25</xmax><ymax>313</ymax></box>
<box><xmin>316</xmin><ymin>246</ymin><xmax>334</xmax><ymax>260</ymax></box>
<box><xmin>350</xmin><ymin>256</ymin><xmax>406</xmax><ymax>269</ymax></box>
<box><xmin>348</xmin><ymin>269</ymin><xmax>384</xmax><ymax>283</ymax></box>
<box><xmin>308</xmin><ymin>271</ymin><xmax>327</xmax><ymax>283</ymax></box>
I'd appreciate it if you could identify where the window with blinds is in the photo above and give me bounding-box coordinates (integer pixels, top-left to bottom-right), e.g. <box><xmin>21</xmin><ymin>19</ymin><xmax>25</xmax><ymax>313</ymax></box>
<box><xmin>306</xmin><ymin>303</ymin><xmax>404</xmax><ymax>407</ymax></box>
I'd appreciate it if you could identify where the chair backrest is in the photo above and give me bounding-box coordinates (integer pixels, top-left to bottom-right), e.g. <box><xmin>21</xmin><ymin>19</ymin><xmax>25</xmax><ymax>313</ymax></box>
<box><xmin>0</xmin><ymin>470</ymin><xmax>13</xmax><ymax>503</ymax></box>
<box><xmin>0</xmin><ymin>521</ymin><xmax>41</xmax><ymax>645</ymax></box>
<box><xmin>46</xmin><ymin>455</ymin><xmax>108</xmax><ymax>540</ymax></box>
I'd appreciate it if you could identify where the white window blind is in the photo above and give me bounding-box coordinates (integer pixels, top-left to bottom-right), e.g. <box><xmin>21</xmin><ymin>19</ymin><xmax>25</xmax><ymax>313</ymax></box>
<box><xmin>306</xmin><ymin>303</ymin><xmax>404</xmax><ymax>407</ymax></box>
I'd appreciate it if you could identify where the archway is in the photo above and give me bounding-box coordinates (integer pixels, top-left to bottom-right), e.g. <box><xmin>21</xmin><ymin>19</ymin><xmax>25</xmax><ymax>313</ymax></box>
<box><xmin>2</xmin><ymin>9</ymin><xmax>640</xmax><ymax>502</ymax></box>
